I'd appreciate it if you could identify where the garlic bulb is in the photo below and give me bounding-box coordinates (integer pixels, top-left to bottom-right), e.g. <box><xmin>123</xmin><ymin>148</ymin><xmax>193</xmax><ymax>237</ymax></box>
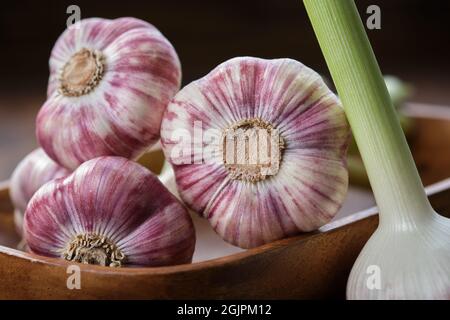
<box><xmin>37</xmin><ymin>17</ymin><xmax>181</xmax><ymax>170</ymax></box>
<box><xmin>347</xmin><ymin>211</ymin><xmax>450</xmax><ymax>299</ymax></box>
<box><xmin>161</xmin><ymin>57</ymin><xmax>350</xmax><ymax>248</ymax></box>
<box><xmin>10</xmin><ymin>148</ymin><xmax>70</xmax><ymax>234</ymax></box>
<box><xmin>24</xmin><ymin>157</ymin><xmax>195</xmax><ymax>267</ymax></box>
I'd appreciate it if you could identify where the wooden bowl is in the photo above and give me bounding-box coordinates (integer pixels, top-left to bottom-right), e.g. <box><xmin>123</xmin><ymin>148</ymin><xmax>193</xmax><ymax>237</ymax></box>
<box><xmin>1</xmin><ymin>103</ymin><xmax>450</xmax><ymax>300</ymax></box>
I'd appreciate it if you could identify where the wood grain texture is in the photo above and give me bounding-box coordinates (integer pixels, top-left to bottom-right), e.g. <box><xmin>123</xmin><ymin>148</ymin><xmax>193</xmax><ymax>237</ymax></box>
<box><xmin>0</xmin><ymin>105</ymin><xmax>450</xmax><ymax>299</ymax></box>
<box><xmin>405</xmin><ymin>105</ymin><xmax>450</xmax><ymax>186</ymax></box>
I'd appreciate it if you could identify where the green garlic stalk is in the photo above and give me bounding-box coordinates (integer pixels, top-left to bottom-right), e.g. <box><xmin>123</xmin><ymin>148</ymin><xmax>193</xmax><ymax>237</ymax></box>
<box><xmin>304</xmin><ymin>0</ymin><xmax>450</xmax><ymax>299</ymax></box>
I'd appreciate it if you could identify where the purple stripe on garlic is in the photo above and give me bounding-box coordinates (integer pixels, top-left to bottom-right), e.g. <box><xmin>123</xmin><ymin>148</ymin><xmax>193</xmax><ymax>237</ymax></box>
<box><xmin>161</xmin><ymin>57</ymin><xmax>350</xmax><ymax>249</ymax></box>
<box><xmin>24</xmin><ymin>157</ymin><xmax>195</xmax><ymax>267</ymax></box>
<box><xmin>10</xmin><ymin>149</ymin><xmax>70</xmax><ymax>234</ymax></box>
<box><xmin>38</xmin><ymin>17</ymin><xmax>182</xmax><ymax>170</ymax></box>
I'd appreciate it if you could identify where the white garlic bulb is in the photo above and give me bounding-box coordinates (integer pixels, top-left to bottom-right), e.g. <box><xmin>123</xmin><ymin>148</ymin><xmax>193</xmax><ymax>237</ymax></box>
<box><xmin>347</xmin><ymin>210</ymin><xmax>450</xmax><ymax>299</ymax></box>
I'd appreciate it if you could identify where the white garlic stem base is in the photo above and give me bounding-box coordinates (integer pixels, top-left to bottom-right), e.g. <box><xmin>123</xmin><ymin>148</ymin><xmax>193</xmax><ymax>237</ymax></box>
<box><xmin>347</xmin><ymin>211</ymin><xmax>450</xmax><ymax>300</ymax></box>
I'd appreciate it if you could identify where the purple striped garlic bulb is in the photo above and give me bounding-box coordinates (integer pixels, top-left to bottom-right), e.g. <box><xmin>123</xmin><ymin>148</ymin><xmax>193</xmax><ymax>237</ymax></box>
<box><xmin>10</xmin><ymin>149</ymin><xmax>70</xmax><ymax>234</ymax></box>
<box><xmin>161</xmin><ymin>57</ymin><xmax>350</xmax><ymax>248</ymax></box>
<box><xmin>24</xmin><ymin>157</ymin><xmax>195</xmax><ymax>267</ymax></box>
<box><xmin>37</xmin><ymin>17</ymin><xmax>182</xmax><ymax>170</ymax></box>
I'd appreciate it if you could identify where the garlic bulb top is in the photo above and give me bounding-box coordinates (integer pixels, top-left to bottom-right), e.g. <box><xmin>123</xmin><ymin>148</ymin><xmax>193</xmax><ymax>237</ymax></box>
<box><xmin>24</xmin><ymin>157</ymin><xmax>195</xmax><ymax>267</ymax></box>
<box><xmin>37</xmin><ymin>17</ymin><xmax>182</xmax><ymax>170</ymax></box>
<box><xmin>10</xmin><ymin>148</ymin><xmax>70</xmax><ymax>234</ymax></box>
<box><xmin>161</xmin><ymin>57</ymin><xmax>350</xmax><ymax>248</ymax></box>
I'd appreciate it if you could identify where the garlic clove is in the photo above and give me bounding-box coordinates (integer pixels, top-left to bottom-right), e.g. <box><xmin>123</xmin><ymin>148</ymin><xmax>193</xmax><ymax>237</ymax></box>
<box><xmin>38</xmin><ymin>17</ymin><xmax>181</xmax><ymax>170</ymax></box>
<box><xmin>10</xmin><ymin>148</ymin><xmax>70</xmax><ymax>235</ymax></box>
<box><xmin>171</xmin><ymin>163</ymin><xmax>229</xmax><ymax>215</ymax></box>
<box><xmin>161</xmin><ymin>57</ymin><xmax>349</xmax><ymax>248</ymax></box>
<box><xmin>208</xmin><ymin>152</ymin><xmax>348</xmax><ymax>248</ymax></box>
<box><xmin>24</xmin><ymin>157</ymin><xmax>195</xmax><ymax>267</ymax></box>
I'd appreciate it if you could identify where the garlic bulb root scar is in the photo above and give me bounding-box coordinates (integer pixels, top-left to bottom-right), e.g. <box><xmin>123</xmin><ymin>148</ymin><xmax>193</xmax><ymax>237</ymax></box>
<box><xmin>63</xmin><ymin>233</ymin><xmax>125</xmax><ymax>268</ymax></box>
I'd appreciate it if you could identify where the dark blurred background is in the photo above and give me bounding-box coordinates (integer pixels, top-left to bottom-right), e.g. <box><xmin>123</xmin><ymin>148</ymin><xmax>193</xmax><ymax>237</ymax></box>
<box><xmin>0</xmin><ymin>0</ymin><xmax>450</xmax><ymax>179</ymax></box>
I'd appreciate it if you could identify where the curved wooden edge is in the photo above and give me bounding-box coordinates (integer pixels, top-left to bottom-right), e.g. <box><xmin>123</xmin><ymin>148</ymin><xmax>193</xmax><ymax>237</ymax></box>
<box><xmin>404</xmin><ymin>102</ymin><xmax>450</xmax><ymax>120</ymax></box>
<box><xmin>2</xmin><ymin>178</ymin><xmax>450</xmax><ymax>277</ymax></box>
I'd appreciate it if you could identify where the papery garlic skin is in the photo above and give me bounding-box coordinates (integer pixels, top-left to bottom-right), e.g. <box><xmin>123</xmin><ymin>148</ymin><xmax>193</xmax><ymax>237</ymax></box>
<box><xmin>38</xmin><ymin>17</ymin><xmax>181</xmax><ymax>170</ymax></box>
<box><xmin>24</xmin><ymin>157</ymin><xmax>195</xmax><ymax>267</ymax></box>
<box><xmin>161</xmin><ymin>57</ymin><xmax>350</xmax><ymax>248</ymax></box>
<box><xmin>158</xmin><ymin>161</ymin><xmax>180</xmax><ymax>199</ymax></box>
<box><xmin>10</xmin><ymin>149</ymin><xmax>70</xmax><ymax>234</ymax></box>
<box><xmin>347</xmin><ymin>212</ymin><xmax>450</xmax><ymax>300</ymax></box>
<box><xmin>157</xmin><ymin>160</ymin><xmax>246</xmax><ymax>262</ymax></box>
